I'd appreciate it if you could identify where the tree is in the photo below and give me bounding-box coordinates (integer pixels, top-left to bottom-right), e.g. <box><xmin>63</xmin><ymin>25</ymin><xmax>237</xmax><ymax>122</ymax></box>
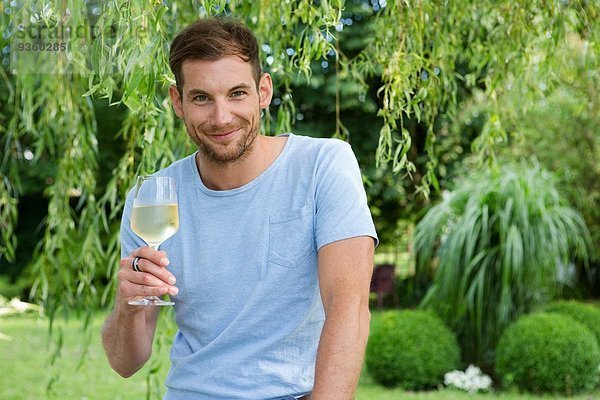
<box><xmin>500</xmin><ymin>35</ymin><xmax>600</xmax><ymax>295</ymax></box>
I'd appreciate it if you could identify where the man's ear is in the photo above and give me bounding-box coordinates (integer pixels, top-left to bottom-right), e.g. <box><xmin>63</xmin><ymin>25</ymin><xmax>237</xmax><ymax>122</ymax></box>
<box><xmin>169</xmin><ymin>85</ymin><xmax>184</xmax><ymax>118</ymax></box>
<box><xmin>258</xmin><ymin>73</ymin><xmax>273</xmax><ymax>109</ymax></box>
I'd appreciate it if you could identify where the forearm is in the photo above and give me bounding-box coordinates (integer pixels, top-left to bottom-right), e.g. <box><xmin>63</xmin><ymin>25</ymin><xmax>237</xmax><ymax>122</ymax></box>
<box><xmin>102</xmin><ymin>304</ymin><xmax>158</xmax><ymax>378</ymax></box>
<box><xmin>103</xmin><ymin>246</ymin><xmax>175</xmax><ymax>377</ymax></box>
<box><xmin>310</xmin><ymin>304</ymin><xmax>371</xmax><ymax>400</ymax></box>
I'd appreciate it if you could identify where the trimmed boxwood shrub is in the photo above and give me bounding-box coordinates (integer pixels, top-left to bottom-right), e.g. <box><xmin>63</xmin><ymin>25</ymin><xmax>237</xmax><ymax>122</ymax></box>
<box><xmin>496</xmin><ymin>313</ymin><xmax>600</xmax><ymax>395</ymax></box>
<box><xmin>543</xmin><ymin>300</ymin><xmax>600</xmax><ymax>344</ymax></box>
<box><xmin>365</xmin><ymin>310</ymin><xmax>460</xmax><ymax>389</ymax></box>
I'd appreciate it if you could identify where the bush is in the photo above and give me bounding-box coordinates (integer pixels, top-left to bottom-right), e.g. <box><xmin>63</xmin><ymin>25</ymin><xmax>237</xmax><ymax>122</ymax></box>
<box><xmin>365</xmin><ymin>310</ymin><xmax>460</xmax><ymax>390</ymax></box>
<box><xmin>543</xmin><ymin>300</ymin><xmax>600</xmax><ymax>345</ymax></box>
<box><xmin>496</xmin><ymin>313</ymin><xmax>600</xmax><ymax>395</ymax></box>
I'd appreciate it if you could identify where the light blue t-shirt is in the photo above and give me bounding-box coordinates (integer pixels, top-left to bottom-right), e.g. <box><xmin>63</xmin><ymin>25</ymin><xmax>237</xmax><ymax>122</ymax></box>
<box><xmin>120</xmin><ymin>133</ymin><xmax>378</xmax><ymax>400</ymax></box>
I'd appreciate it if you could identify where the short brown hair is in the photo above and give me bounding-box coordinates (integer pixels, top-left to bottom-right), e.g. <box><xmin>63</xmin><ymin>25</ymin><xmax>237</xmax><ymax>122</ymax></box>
<box><xmin>169</xmin><ymin>18</ymin><xmax>261</xmax><ymax>93</ymax></box>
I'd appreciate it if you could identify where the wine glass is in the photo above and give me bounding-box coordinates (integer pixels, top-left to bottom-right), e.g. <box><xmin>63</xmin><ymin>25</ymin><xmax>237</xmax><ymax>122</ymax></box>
<box><xmin>129</xmin><ymin>176</ymin><xmax>179</xmax><ymax>306</ymax></box>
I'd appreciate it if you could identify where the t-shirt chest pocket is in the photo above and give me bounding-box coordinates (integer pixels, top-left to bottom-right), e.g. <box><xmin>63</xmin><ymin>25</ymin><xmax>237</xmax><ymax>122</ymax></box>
<box><xmin>268</xmin><ymin>204</ymin><xmax>315</xmax><ymax>268</ymax></box>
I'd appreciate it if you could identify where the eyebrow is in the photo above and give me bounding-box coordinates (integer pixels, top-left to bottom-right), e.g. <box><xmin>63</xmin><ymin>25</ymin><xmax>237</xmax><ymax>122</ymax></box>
<box><xmin>186</xmin><ymin>83</ymin><xmax>253</xmax><ymax>98</ymax></box>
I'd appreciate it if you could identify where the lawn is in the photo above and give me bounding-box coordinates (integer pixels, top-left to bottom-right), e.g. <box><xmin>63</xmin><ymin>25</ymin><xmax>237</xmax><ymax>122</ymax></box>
<box><xmin>0</xmin><ymin>312</ymin><xmax>598</xmax><ymax>400</ymax></box>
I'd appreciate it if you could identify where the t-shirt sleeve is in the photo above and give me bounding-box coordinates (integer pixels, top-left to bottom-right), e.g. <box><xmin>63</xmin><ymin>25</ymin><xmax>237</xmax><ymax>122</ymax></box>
<box><xmin>120</xmin><ymin>188</ymin><xmax>146</xmax><ymax>258</ymax></box>
<box><xmin>314</xmin><ymin>140</ymin><xmax>378</xmax><ymax>251</ymax></box>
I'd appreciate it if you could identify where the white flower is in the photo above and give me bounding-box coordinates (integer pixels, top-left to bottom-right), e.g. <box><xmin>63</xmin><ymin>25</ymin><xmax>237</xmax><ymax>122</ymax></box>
<box><xmin>444</xmin><ymin>365</ymin><xmax>492</xmax><ymax>393</ymax></box>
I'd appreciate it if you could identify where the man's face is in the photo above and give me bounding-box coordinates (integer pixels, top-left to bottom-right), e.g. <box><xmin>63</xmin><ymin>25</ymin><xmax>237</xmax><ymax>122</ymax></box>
<box><xmin>170</xmin><ymin>56</ymin><xmax>272</xmax><ymax>165</ymax></box>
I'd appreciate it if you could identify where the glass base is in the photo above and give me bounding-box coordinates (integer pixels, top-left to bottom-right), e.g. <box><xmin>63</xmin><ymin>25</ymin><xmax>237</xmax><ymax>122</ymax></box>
<box><xmin>128</xmin><ymin>296</ymin><xmax>174</xmax><ymax>306</ymax></box>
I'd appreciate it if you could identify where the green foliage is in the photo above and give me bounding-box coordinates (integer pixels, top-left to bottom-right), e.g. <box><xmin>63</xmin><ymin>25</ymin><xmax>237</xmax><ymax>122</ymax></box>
<box><xmin>542</xmin><ymin>300</ymin><xmax>600</xmax><ymax>345</ymax></box>
<box><xmin>495</xmin><ymin>34</ymin><xmax>600</xmax><ymax>294</ymax></box>
<box><xmin>0</xmin><ymin>174</ymin><xmax>17</xmax><ymax>263</ymax></box>
<box><xmin>365</xmin><ymin>310</ymin><xmax>460</xmax><ymax>390</ymax></box>
<box><xmin>503</xmin><ymin>38</ymin><xmax>600</xmax><ymax>248</ymax></box>
<box><xmin>0</xmin><ymin>0</ymin><xmax>596</xmax><ymax>308</ymax></box>
<box><xmin>496</xmin><ymin>313</ymin><xmax>600</xmax><ymax>395</ymax></box>
<box><xmin>415</xmin><ymin>163</ymin><xmax>591</xmax><ymax>367</ymax></box>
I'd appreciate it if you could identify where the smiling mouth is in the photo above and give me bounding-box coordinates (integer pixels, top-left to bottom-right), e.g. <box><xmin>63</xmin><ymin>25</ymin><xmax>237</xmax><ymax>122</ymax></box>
<box><xmin>209</xmin><ymin>128</ymin><xmax>240</xmax><ymax>142</ymax></box>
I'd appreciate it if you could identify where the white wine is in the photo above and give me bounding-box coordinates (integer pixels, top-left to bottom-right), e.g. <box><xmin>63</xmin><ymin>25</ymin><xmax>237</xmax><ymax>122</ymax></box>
<box><xmin>128</xmin><ymin>176</ymin><xmax>179</xmax><ymax>306</ymax></box>
<box><xmin>131</xmin><ymin>204</ymin><xmax>179</xmax><ymax>246</ymax></box>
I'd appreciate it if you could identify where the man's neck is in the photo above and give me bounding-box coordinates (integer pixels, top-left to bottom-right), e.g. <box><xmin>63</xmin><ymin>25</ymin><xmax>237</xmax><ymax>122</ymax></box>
<box><xmin>195</xmin><ymin>135</ymin><xmax>287</xmax><ymax>191</ymax></box>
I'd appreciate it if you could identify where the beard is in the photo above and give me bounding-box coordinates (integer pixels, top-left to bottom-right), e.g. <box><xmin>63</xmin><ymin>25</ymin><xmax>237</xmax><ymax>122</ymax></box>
<box><xmin>187</xmin><ymin>118</ymin><xmax>259</xmax><ymax>166</ymax></box>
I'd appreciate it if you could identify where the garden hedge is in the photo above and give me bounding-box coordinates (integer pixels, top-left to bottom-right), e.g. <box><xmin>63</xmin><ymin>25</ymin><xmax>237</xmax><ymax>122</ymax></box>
<box><xmin>543</xmin><ymin>300</ymin><xmax>600</xmax><ymax>344</ymax></box>
<box><xmin>496</xmin><ymin>312</ymin><xmax>600</xmax><ymax>395</ymax></box>
<box><xmin>365</xmin><ymin>310</ymin><xmax>460</xmax><ymax>390</ymax></box>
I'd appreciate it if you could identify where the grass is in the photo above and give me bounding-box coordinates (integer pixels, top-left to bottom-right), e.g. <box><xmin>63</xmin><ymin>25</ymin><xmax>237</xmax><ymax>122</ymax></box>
<box><xmin>1</xmin><ymin>312</ymin><xmax>599</xmax><ymax>400</ymax></box>
<box><xmin>0</xmin><ymin>313</ymin><xmax>166</xmax><ymax>399</ymax></box>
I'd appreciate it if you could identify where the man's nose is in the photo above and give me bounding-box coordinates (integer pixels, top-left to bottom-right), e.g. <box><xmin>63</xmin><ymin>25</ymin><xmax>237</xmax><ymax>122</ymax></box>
<box><xmin>211</xmin><ymin>99</ymin><xmax>233</xmax><ymax>128</ymax></box>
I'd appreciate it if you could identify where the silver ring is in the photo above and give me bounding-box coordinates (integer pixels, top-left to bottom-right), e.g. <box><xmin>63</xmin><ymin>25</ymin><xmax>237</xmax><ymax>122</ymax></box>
<box><xmin>132</xmin><ymin>256</ymin><xmax>142</xmax><ymax>272</ymax></box>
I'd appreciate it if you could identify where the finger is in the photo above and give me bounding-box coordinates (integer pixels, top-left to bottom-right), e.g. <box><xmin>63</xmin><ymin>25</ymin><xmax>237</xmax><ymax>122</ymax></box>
<box><xmin>117</xmin><ymin>263</ymin><xmax>179</xmax><ymax>296</ymax></box>
<box><xmin>129</xmin><ymin>257</ymin><xmax>177</xmax><ymax>286</ymax></box>
<box><xmin>127</xmin><ymin>266</ymin><xmax>171</xmax><ymax>287</ymax></box>
<box><xmin>118</xmin><ymin>269</ymin><xmax>179</xmax><ymax>297</ymax></box>
<box><xmin>122</xmin><ymin>247</ymin><xmax>176</xmax><ymax>284</ymax></box>
<box><xmin>136</xmin><ymin>283</ymin><xmax>169</xmax><ymax>298</ymax></box>
<box><xmin>127</xmin><ymin>271</ymin><xmax>178</xmax><ymax>297</ymax></box>
<box><xmin>130</xmin><ymin>246</ymin><xmax>170</xmax><ymax>268</ymax></box>
<box><xmin>121</xmin><ymin>279</ymin><xmax>170</xmax><ymax>299</ymax></box>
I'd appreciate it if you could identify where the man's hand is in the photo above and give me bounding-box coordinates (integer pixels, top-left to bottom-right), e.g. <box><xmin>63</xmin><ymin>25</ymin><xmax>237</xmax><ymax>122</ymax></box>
<box><xmin>117</xmin><ymin>246</ymin><xmax>179</xmax><ymax>310</ymax></box>
<box><xmin>103</xmin><ymin>246</ymin><xmax>178</xmax><ymax>377</ymax></box>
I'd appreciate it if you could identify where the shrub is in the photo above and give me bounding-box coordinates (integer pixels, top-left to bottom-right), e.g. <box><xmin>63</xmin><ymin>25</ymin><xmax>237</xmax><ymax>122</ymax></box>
<box><xmin>496</xmin><ymin>313</ymin><xmax>600</xmax><ymax>395</ymax></box>
<box><xmin>543</xmin><ymin>300</ymin><xmax>600</xmax><ymax>345</ymax></box>
<box><xmin>365</xmin><ymin>310</ymin><xmax>460</xmax><ymax>390</ymax></box>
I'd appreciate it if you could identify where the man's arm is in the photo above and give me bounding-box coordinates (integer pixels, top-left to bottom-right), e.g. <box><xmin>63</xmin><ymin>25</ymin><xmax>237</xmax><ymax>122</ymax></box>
<box><xmin>102</xmin><ymin>246</ymin><xmax>178</xmax><ymax>377</ymax></box>
<box><xmin>311</xmin><ymin>236</ymin><xmax>375</xmax><ymax>400</ymax></box>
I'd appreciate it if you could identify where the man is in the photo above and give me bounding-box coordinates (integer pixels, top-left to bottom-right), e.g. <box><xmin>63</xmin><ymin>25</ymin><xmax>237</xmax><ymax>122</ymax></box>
<box><xmin>102</xmin><ymin>18</ymin><xmax>377</xmax><ymax>400</ymax></box>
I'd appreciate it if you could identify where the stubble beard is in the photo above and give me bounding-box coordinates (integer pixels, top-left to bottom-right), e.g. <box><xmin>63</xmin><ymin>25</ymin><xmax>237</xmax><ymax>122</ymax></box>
<box><xmin>189</xmin><ymin>120</ymin><xmax>259</xmax><ymax>166</ymax></box>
